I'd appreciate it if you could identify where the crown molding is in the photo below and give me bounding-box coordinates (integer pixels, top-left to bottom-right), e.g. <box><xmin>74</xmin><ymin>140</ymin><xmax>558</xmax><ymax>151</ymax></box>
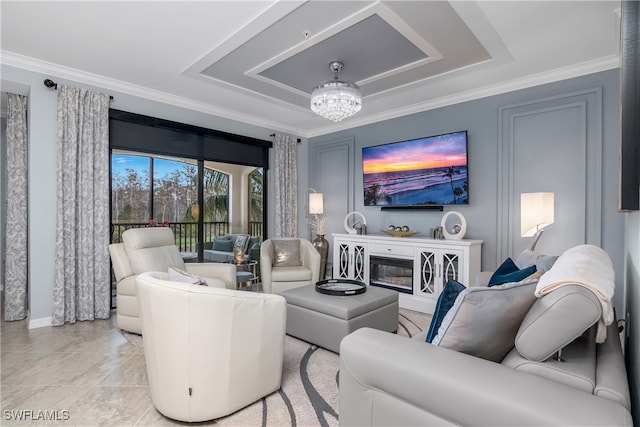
<box><xmin>305</xmin><ymin>55</ymin><xmax>620</xmax><ymax>138</ymax></box>
<box><xmin>1</xmin><ymin>50</ymin><xmax>619</xmax><ymax>140</ymax></box>
<box><xmin>0</xmin><ymin>51</ymin><xmax>308</xmax><ymax>137</ymax></box>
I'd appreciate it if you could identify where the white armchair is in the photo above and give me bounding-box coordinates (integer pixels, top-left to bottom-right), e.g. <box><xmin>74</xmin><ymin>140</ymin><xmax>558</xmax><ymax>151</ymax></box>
<box><xmin>260</xmin><ymin>238</ymin><xmax>321</xmax><ymax>295</ymax></box>
<box><xmin>109</xmin><ymin>227</ymin><xmax>236</xmax><ymax>334</ymax></box>
<box><xmin>136</xmin><ymin>271</ymin><xmax>286</xmax><ymax>422</ymax></box>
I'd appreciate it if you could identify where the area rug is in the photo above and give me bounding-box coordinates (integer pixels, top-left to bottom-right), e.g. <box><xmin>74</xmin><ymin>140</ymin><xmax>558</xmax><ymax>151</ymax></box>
<box><xmin>126</xmin><ymin>308</ymin><xmax>431</xmax><ymax>426</ymax></box>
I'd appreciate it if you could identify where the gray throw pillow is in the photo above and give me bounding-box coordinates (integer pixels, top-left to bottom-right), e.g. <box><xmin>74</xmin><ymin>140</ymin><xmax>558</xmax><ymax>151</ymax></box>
<box><xmin>432</xmin><ymin>281</ymin><xmax>537</xmax><ymax>362</ymax></box>
<box><xmin>233</xmin><ymin>234</ymin><xmax>250</xmax><ymax>254</ymax></box>
<box><xmin>272</xmin><ymin>239</ymin><xmax>302</xmax><ymax>267</ymax></box>
<box><xmin>515</xmin><ymin>249</ymin><xmax>558</xmax><ymax>272</ymax></box>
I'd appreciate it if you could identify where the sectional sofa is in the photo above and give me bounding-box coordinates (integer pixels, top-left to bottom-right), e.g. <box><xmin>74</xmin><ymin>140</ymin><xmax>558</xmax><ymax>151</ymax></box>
<box><xmin>339</xmin><ymin>245</ymin><xmax>632</xmax><ymax>426</ymax></box>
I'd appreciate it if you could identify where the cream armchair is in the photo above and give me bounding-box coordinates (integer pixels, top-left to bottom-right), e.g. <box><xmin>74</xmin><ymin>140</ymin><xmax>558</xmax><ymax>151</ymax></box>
<box><xmin>260</xmin><ymin>238</ymin><xmax>321</xmax><ymax>295</ymax></box>
<box><xmin>136</xmin><ymin>271</ymin><xmax>286</xmax><ymax>422</ymax></box>
<box><xmin>109</xmin><ymin>227</ymin><xmax>236</xmax><ymax>334</ymax></box>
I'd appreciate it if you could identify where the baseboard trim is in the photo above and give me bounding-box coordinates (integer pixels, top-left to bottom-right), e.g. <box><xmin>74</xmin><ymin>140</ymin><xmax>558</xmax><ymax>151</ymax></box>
<box><xmin>28</xmin><ymin>316</ymin><xmax>52</xmax><ymax>329</ymax></box>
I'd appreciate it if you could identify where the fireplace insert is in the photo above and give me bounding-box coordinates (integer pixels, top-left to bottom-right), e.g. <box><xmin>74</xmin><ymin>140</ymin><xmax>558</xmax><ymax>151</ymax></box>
<box><xmin>369</xmin><ymin>256</ymin><xmax>413</xmax><ymax>294</ymax></box>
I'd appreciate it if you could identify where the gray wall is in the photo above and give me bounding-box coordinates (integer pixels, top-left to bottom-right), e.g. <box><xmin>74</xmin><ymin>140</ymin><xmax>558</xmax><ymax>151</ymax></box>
<box><xmin>308</xmin><ymin>69</ymin><xmax>626</xmax><ymax>310</ymax></box>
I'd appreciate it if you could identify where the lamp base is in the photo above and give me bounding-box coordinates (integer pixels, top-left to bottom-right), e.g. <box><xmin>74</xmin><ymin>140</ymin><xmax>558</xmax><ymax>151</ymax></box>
<box><xmin>529</xmin><ymin>229</ymin><xmax>545</xmax><ymax>251</ymax></box>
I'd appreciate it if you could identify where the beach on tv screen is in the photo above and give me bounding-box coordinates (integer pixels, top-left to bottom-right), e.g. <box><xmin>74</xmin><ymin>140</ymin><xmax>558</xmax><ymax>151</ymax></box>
<box><xmin>362</xmin><ymin>131</ymin><xmax>468</xmax><ymax>206</ymax></box>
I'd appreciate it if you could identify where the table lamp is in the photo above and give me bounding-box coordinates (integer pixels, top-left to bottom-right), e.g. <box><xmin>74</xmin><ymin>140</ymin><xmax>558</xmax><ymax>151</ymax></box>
<box><xmin>521</xmin><ymin>192</ymin><xmax>554</xmax><ymax>251</ymax></box>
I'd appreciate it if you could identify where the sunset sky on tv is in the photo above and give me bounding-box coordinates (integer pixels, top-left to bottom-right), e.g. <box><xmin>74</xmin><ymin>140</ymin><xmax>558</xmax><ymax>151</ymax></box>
<box><xmin>363</xmin><ymin>131</ymin><xmax>467</xmax><ymax>174</ymax></box>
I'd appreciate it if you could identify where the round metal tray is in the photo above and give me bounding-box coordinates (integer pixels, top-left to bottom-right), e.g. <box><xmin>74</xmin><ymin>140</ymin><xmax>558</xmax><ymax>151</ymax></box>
<box><xmin>315</xmin><ymin>279</ymin><xmax>367</xmax><ymax>296</ymax></box>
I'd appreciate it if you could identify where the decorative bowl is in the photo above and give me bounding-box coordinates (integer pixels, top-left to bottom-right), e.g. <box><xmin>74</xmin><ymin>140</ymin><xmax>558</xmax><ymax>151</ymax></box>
<box><xmin>382</xmin><ymin>230</ymin><xmax>420</xmax><ymax>238</ymax></box>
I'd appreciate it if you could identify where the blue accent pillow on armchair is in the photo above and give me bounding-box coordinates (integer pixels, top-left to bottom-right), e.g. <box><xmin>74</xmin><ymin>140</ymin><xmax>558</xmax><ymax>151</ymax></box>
<box><xmin>426</xmin><ymin>279</ymin><xmax>466</xmax><ymax>343</ymax></box>
<box><xmin>488</xmin><ymin>258</ymin><xmax>537</xmax><ymax>287</ymax></box>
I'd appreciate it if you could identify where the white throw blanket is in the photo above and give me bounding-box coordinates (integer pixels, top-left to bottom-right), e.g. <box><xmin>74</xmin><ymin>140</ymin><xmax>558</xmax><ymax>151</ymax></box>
<box><xmin>535</xmin><ymin>244</ymin><xmax>615</xmax><ymax>343</ymax></box>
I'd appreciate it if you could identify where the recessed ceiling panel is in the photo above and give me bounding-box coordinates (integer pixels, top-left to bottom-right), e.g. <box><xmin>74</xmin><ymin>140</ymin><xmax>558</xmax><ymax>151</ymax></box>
<box><xmin>258</xmin><ymin>14</ymin><xmax>427</xmax><ymax>94</ymax></box>
<box><xmin>191</xmin><ymin>1</ymin><xmax>493</xmax><ymax>109</ymax></box>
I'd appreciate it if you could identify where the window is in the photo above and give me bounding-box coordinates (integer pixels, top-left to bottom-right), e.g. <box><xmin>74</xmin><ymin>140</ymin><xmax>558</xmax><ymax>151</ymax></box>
<box><xmin>111</xmin><ymin>154</ymin><xmax>150</xmax><ymax>224</ymax></box>
<box><xmin>111</xmin><ymin>151</ymin><xmax>239</xmax><ymax>253</ymax></box>
<box><xmin>109</xmin><ymin>109</ymin><xmax>271</xmax><ymax>255</ymax></box>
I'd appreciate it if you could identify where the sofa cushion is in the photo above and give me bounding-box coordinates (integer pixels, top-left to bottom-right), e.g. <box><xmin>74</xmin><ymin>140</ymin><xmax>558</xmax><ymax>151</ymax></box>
<box><xmin>432</xmin><ymin>280</ymin><xmax>537</xmax><ymax>362</ymax></box>
<box><xmin>203</xmin><ymin>250</ymin><xmax>235</xmax><ymax>263</ymax></box>
<box><xmin>515</xmin><ymin>284</ymin><xmax>601</xmax><ymax>362</ymax></box>
<box><xmin>488</xmin><ymin>257</ymin><xmax>536</xmax><ymax>287</ymax></box>
<box><xmin>271</xmin><ymin>265</ymin><xmax>312</xmax><ymax>282</ymax></box>
<box><xmin>213</xmin><ymin>237</ymin><xmax>234</xmax><ymax>252</ymax></box>
<box><xmin>272</xmin><ymin>239</ymin><xmax>302</xmax><ymax>267</ymax></box>
<box><xmin>515</xmin><ymin>249</ymin><xmax>558</xmax><ymax>272</ymax></box>
<box><xmin>425</xmin><ymin>279</ymin><xmax>465</xmax><ymax>343</ymax></box>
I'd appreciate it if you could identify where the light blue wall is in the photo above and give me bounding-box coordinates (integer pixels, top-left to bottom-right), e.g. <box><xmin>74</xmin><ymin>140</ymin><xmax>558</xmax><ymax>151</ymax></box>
<box><xmin>1</xmin><ymin>64</ymin><xmax>275</xmax><ymax>323</ymax></box>
<box><xmin>308</xmin><ymin>69</ymin><xmax>626</xmax><ymax>309</ymax></box>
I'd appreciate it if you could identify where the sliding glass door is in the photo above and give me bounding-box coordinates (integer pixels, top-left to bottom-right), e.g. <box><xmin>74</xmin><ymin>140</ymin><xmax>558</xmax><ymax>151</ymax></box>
<box><xmin>110</xmin><ymin>150</ymin><xmax>263</xmax><ymax>257</ymax></box>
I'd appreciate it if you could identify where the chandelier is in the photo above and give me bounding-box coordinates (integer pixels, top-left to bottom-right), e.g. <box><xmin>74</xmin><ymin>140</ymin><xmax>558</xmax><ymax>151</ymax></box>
<box><xmin>310</xmin><ymin>61</ymin><xmax>362</xmax><ymax>122</ymax></box>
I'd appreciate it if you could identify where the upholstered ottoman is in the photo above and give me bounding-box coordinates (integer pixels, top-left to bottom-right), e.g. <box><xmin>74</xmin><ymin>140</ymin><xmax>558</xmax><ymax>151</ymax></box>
<box><xmin>281</xmin><ymin>284</ymin><xmax>399</xmax><ymax>353</ymax></box>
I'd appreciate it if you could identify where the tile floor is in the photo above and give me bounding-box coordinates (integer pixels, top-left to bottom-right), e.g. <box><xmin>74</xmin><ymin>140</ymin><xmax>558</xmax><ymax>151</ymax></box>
<box><xmin>0</xmin><ymin>312</ymin><xmax>186</xmax><ymax>426</ymax></box>
<box><xmin>1</xmin><ymin>306</ymin><xmax>432</xmax><ymax>426</ymax></box>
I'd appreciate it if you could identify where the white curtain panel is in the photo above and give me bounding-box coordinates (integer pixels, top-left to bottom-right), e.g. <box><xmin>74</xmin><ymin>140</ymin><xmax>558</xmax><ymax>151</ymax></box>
<box><xmin>273</xmin><ymin>134</ymin><xmax>298</xmax><ymax>237</ymax></box>
<box><xmin>4</xmin><ymin>93</ymin><xmax>28</xmax><ymax>321</ymax></box>
<box><xmin>52</xmin><ymin>85</ymin><xmax>111</xmax><ymax>325</ymax></box>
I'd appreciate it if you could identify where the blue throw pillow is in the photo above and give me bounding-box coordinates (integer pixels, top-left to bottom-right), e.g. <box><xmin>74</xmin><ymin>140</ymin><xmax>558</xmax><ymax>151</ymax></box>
<box><xmin>488</xmin><ymin>258</ymin><xmax>536</xmax><ymax>287</ymax></box>
<box><xmin>213</xmin><ymin>237</ymin><xmax>233</xmax><ymax>252</ymax></box>
<box><xmin>426</xmin><ymin>279</ymin><xmax>465</xmax><ymax>343</ymax></box>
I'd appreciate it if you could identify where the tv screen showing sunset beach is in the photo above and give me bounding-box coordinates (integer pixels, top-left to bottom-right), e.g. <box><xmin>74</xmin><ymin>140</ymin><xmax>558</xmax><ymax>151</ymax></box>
<box><xmin>362</xmin><ymin>131</ymin><xmax>468</xmax><ymax>206</ymax></box>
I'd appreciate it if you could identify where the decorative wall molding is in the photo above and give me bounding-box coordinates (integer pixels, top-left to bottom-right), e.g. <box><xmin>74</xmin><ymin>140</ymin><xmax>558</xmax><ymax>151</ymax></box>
<box><xmin>497</xmin><ymin>88</ymin><xmax>603</xmax><ymax>263</ymax></box>
<box><xmin>309</xmin><ymin>137</ymin><xmax>355</xmax><ymax>251</ymax></box>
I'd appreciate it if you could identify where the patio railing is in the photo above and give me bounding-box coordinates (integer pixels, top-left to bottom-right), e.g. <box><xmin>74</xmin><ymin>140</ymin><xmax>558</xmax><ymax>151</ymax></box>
<box><xmin>111</xmin><ymin>221</ymin><xmax>263</xmax><ymax>252</ymax></box>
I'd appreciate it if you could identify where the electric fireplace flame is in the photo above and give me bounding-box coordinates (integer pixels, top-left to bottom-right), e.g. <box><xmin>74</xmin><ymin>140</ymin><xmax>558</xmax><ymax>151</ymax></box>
<box><xmin>370</xmin><ymin>256</ymin><xmax>413</xmax><ymax>294</ymax></box>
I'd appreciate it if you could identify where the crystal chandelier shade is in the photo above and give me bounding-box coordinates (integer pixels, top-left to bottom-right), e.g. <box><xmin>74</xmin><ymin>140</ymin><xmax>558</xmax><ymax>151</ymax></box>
<box><xmin>310</xmin><ymin>61</ymin><xmax>362</xmax><ymax>122</ymax></box>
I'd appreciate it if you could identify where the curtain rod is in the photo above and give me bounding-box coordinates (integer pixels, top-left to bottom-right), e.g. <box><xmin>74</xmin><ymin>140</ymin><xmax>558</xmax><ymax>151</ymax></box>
<box><xmin>270</xmin><ymin>133</ymin><xmax>301</xmax><ymax>143</ymax></box>
<box><xmin>44</xmin><ymin>79</ymin><xmax>114</xmax><ymax>100</ymax></box>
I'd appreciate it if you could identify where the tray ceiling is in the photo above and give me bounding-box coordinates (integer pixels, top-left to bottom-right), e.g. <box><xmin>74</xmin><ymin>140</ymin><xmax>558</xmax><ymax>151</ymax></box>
<box><xmin>0</xmin><ymin>1</ymin><xmax>621</xmax><ymax>137</ymax></box>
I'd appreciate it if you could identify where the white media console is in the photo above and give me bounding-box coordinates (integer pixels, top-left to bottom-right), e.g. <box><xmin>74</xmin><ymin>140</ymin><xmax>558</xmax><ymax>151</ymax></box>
<box><xmin>332</xmin><ymin>233</ymin><xmax>483</xmax><ymax>314</ymax></box>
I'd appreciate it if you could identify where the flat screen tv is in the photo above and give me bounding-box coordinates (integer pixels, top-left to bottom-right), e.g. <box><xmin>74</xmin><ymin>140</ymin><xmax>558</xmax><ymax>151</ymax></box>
<box><xmin>362</xmin><ymin>130</ymin><xmax>469</xmax><ymax>207</ymax></box>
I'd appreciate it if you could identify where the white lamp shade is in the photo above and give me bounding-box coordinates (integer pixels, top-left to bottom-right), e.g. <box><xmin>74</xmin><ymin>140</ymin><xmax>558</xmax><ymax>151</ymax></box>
<box><xmin>521</xmin><ymin>192</ymin><xmax>554</xmax><ymax>237</ymax></box>
<box><xmin>309</xmin><ymin>192</ymin><xmax>324</xmax><ymax>215</ymax></box>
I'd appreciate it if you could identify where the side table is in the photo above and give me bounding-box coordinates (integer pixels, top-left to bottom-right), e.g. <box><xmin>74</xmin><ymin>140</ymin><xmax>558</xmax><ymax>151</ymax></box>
<box><xmin>227</xmin><ymin>260</ymin><xmax>259</xmax><ymax>290</ymax></box>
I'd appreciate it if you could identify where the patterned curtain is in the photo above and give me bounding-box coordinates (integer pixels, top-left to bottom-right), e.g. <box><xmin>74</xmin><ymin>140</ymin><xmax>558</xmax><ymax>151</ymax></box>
<box><xmin>273</xmin><ymin>134</ymin><xmax>298</xmax><ymax>237</ymax></box>
<box><xmin>52</xmin><ymin>85</ymin><xmax>111</xmax><ymax>325</ymax></box>
<box><xmin>4</xmin><ymin>93</ymin><xmax>28</xmax><ymax>321</ymax></box>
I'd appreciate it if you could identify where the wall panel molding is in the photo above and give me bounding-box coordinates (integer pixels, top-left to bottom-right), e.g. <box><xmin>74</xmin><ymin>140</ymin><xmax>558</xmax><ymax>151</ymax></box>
<box><xmin>497</xmin><ymin>88</ymin><xmax>602</xmax><ymax>263</ymax></box>
<box><xmin>309</xmin><ymin>137</ymin><xmax>355</xmax><ymax>248</ymax></box>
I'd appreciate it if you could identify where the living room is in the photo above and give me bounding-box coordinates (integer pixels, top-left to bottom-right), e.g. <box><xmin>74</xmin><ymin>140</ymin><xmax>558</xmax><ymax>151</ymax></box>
<box><xmin>1</xmin><ymin>1</ymin><xmax>639</xmax><ymax>425</ymax></box>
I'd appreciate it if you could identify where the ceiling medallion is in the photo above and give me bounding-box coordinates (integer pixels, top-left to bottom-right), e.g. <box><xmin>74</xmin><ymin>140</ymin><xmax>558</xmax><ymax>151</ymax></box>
<box><xmin>310</xmin><ymin>61</ymin><xmax>362</xmax><ymax>122</ymax></box>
